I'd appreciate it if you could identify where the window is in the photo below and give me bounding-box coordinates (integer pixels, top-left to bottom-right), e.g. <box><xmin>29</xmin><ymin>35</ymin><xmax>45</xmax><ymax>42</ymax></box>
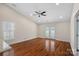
<box><xmin>3</xmin><ymin>22</ymin><xmax>15</xmax><ymax>41</ymax></box>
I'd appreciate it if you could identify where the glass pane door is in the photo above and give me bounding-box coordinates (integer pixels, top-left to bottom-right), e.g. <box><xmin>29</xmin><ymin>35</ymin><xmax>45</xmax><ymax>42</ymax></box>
<box><xmin>45</xmin><ymin>27</ymin><xmax>55</xmax><ymax>39</ymax></box>
<box><xmin>50</xmin><ymin>27</ymin><xmax>55</xmax><ymax>39</ymax></box>
<box><xmin>45</xmin><ymin>27</ymin><xmax>50</xmax><ymax>38</ymax></box>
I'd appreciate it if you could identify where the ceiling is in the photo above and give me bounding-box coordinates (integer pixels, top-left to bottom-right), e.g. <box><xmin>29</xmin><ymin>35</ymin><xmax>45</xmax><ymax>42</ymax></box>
<box><xmin>6</xmin><ymin>3</ymin><xmax>73</xmax><ymax>24</ymax></box>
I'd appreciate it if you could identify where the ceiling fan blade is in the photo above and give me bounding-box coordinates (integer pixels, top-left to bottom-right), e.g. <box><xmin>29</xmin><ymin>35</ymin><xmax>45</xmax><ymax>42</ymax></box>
<box><xmin>35</xmin><ymin>11</ymin><xmax>39</xmax><ymax>14</ymax></box>
<box><xmin>41</xmin><ymin>11</ymin><xmax>46</xmax><ymax>15</ymax></box>
<box><xmin>41</xmin><ymin>12</ymin><xmax>46</xmax><ymax>16</ymax></box>
<box><xmin>42</xmin><ymin>11</ymin><xmax>46</xmax><ymax>13</ymax></box>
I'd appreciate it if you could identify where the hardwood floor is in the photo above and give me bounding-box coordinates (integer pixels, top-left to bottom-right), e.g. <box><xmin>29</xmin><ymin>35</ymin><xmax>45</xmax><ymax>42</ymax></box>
<box><xmin>9</xmin><ymin>38</ymin><xmax>73</xmax><ymax>56</ymax></box>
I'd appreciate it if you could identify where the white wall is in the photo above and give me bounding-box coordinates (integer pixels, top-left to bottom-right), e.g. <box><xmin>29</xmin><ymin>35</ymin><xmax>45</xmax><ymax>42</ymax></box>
<box><xmin>0</xmin><ymin>4</ymin><xmax>37</xmax><ymax>44</ymax></box>
<box><xmin>55</xmin><ymin>22</ymin><xmax>70</xmax><ymax>42</ymax></box>
<box><xmin>70</xmin><ymin>3</ymin><xmax>79</xmax><ymax>55</ymax></box>
<box><xmin>38</xmin><ymin>21</ymin><xmax>70</xmax><ymax>42</ymax></box>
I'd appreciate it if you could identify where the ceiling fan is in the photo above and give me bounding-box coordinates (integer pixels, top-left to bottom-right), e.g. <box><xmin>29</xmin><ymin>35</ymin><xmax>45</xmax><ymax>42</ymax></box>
<box><xmin>34</xmin><ymin>11</ymin><xmax>46</xmax><ymax>17</ymax></box>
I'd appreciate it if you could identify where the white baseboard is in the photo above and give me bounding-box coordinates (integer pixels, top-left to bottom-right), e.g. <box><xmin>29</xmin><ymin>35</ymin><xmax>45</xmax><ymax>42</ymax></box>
<box><xmin>10</xmin><ymin>36</ymin><xmax>37</xmax><ymax>45</ymax></box>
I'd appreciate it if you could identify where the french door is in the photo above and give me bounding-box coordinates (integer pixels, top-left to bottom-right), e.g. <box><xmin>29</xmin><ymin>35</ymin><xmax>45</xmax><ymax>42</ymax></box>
<box><xmin>45</xmin><ymin>27</ymin><xmax>55</xmax><ymax>39</ymax></box>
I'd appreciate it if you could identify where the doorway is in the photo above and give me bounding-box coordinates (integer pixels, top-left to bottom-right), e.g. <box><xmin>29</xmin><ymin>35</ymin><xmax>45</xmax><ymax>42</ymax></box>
<box><xmin>75</xmin><ymin>10</ymin><xmax>79</xmax><ymax>55</ymax></box>
<box><xmin>77</xmin><ymin>16</ymin><xmax>79</xmax><ymax>51</ymax></box>
<box><xmin>45</xmin><ymin>27</ymin><xmax>55</xmax><ymax>39</ymax></box>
